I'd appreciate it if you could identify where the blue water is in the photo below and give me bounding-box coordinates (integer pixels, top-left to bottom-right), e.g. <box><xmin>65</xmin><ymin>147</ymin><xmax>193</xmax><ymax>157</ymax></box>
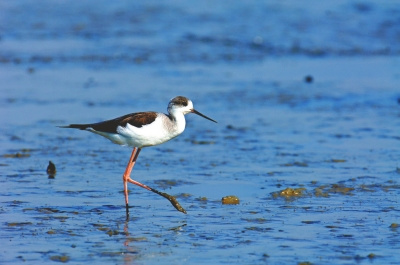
<box><xmin>1</xmin><ymin>1</ymin><xmax>400</xmax><ymax>264</ymax></box>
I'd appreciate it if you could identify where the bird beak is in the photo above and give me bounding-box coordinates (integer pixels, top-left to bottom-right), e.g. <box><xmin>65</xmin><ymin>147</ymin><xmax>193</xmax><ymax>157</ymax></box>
<box><xmin>191</xmin><ymin>109</ymin><xmax>217</xmax><ymax>123</ymax></box>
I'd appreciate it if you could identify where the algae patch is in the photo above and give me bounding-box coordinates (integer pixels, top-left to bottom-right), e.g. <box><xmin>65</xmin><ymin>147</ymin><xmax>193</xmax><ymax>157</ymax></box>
<box><xmin>222</xmin><ymin>195</ymin><xmax>240</xmax><ymax>205</ymax></box>
<box><xmin>7</xmin><ymin>222</ymin><xmax>33</xmax><ymax>227</ymax></box>
<box><xmin>272</xmin><ymin>187</ymin><xmax>306</xmax><ymax>199</ymax></box>
<box><xmin>50</xmin><ymin>255</ymin><xmax>70</xmax><ymax>263</ymax></box>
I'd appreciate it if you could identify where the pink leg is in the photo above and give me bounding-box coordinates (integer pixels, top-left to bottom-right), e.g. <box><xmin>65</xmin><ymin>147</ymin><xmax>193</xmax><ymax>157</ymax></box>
<box><xmin>122</xmin><ymin>148</ymin><xmax>187</xmax><ymax>215</ymax></box>
<box><xmin>123</xmin><ymin>148</ymin><xmax>139</xmax><ymax>207</ymax></box>
<box><xmin>123</xmin><ymin>148</ymin><xmax>152</xmax><ymax>216</ymax></box>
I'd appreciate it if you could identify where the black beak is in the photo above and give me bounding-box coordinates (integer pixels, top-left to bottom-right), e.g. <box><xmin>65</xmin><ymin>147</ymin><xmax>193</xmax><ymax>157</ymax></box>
<box><xmin>191</xmin><ymin>109</ymin><xmax>217</xmax><ymax>123</ymax></box>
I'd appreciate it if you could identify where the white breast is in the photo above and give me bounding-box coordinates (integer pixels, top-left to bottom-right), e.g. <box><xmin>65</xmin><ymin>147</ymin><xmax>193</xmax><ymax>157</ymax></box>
<box><xmin>116</xmin><ymin>114</ymin><xmax>186</xmax><ymax>148</ymax></box>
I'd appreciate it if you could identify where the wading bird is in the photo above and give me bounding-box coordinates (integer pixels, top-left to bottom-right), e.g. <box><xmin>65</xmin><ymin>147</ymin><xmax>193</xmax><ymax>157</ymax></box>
<box><xmin>60</xmin><ymin>96</ymin><xmax>217</xmax><ymax>216</ymax></box>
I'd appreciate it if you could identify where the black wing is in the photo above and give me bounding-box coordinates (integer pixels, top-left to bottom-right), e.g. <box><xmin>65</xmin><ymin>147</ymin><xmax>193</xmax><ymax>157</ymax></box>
<box><xmin>60</xmin><ymin>112</ymin><xmax>158</xmax><ymax>133</ymax></box>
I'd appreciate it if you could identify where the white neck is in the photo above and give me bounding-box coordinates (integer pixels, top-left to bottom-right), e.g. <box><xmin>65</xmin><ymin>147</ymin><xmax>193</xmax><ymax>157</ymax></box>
<box><xmin>169</xmin><ymin>110</ymin><xmax>186</xmax><ymax>135</ymax></box>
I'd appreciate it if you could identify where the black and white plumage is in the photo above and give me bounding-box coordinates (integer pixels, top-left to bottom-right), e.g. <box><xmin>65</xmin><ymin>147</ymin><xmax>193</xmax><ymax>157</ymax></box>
<box><xmin>62</xmin><ymin>96</ymin><xmax>216</xmax><ymax>147</ymax></box>
<box><xmin>60</xmin><ymin>96</ymin><xmax>217</xmax><ymax>216</ymax></box>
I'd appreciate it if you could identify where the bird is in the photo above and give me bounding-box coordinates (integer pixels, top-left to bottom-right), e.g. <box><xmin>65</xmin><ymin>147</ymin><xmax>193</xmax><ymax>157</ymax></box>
<box><xmin>60</xmin><ymin>96</ymin><xmax>217</xmax><ymax>216</ymax></box>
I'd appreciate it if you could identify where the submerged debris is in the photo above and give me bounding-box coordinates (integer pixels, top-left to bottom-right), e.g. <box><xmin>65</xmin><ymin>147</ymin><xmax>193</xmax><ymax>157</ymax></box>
<box><xmin>106</xmin><ymin>230</ymin><xmax>119</xmax><ymax>237</ymax></box>
<box><xmin>221</xmin><ymin>195</ymin><xmax>240</xmax><ymax>205</ymax></box>
<box><xmin>314</xmin><ymin>188</ymin><xmax>329</xmax><ymax>197</ymax></box>
<box><xmin>329</xmin><ymin>159</ymin><xmax>347</xmax><ymax>163</ymax></box>
<box><xmin>194</xmin><ymin>196</ymin><xmax>208</xmax><ymax>206</ymax></box>
<box><xmin>298</xmin><ymin>262</ymin><xmax>313</xmax><ymax>265</ymax></box>
<box><xmin>313</xmin><ymin>184</ymin><xmax>355</xmax><ymax>197</ymax></box>
<box><xmin>7</xmin><ymin>222</ymin><xmax>33</xmax><ymax>227</ymax></box>
<box><xmin>191</xmin><ymin>140</ymin><xmax>215</xmax><ymax>145</ymax></box>
<box><xmin>50</xmin><ymin>255</ymin><xmax>70</xmax><ymax>263</ymax></box>
<box><xmin>272</xmin><ymin>181</ymin><xmax>386</xmax><ymax>200</ymax></box>
<box><xmin>3</xmin><ymin>152</ymin><xmax>30</xmax><ymax>158</ymax></box>
<box><xmin>281</xmin><ymin>161</ymin><xmax>309</xmax><ymax>167</ymax></box>
<box><xmin>3</xmin><ymin>148</ymin><xmax>33</xmax><ymax>158</ymax></box>
<box><xmin>328</xmin><ymin>184</ymin><xmax>354</xmax><ymax>195</ymax></box>
<box><xmin>304</xmin><ymin>75</ymin><xmax>313</xmax><ymax>83</ymax></box>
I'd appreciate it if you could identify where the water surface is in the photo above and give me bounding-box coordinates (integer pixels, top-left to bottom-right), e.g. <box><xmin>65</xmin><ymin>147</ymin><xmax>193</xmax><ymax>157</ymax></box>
<box><xmin>1</xmin><ymin>1</ymin><xmax>400</xmax><ymax>264</ymax></box>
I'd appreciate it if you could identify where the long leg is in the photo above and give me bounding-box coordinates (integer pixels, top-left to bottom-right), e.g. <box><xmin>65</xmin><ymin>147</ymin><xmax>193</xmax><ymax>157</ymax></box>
<box><xmin>123</xmin><ymin>147</ymin><xmax>141</xmax><ymax>216</ymax></box>
<box><xmin>123</xmin><ymin>147</ymin><xmax>187</xmax><ymax>217</ymax></box>
<box><xmin>123</xmin><ymin>148</ymin><xmax>157</xmax><ymax>215</ymax></box>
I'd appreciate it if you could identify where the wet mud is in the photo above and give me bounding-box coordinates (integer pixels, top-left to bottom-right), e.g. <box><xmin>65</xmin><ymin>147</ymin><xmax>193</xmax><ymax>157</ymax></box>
<box><xmin>1</xmin><ymin>1</ymin><xmax>400</xmax><ymax>264</ymax></box>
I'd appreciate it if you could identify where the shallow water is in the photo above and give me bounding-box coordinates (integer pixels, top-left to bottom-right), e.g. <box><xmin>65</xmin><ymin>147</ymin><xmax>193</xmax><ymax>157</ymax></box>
<box><xmin>1</xmin><ymin>1</ymin><xmax>400</xmax><ymax>264</ymax></box>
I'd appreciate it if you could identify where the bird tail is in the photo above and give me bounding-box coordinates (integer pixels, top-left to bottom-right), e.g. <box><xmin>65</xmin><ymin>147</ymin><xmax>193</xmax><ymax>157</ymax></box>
<box><xmin>58</xmin><ymin>124</ymin><xmax>90</xmax><ymax>130</ymax></box>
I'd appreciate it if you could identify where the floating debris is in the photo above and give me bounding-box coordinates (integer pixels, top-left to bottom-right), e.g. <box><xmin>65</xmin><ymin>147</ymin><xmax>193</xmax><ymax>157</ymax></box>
<box><xmin>221</xmin><ymin>195</ymin><xmax>240</xmax><ymax>205</ymax></box>
<box><xmin>47</xmin><ymin>161</ymin><xmax>56</xmax><ymax>178</ymax></box>
<box><xmin>272</xmin><ymin>187</ymin><xmax>306</xmax><ymax>199</ymax></box>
